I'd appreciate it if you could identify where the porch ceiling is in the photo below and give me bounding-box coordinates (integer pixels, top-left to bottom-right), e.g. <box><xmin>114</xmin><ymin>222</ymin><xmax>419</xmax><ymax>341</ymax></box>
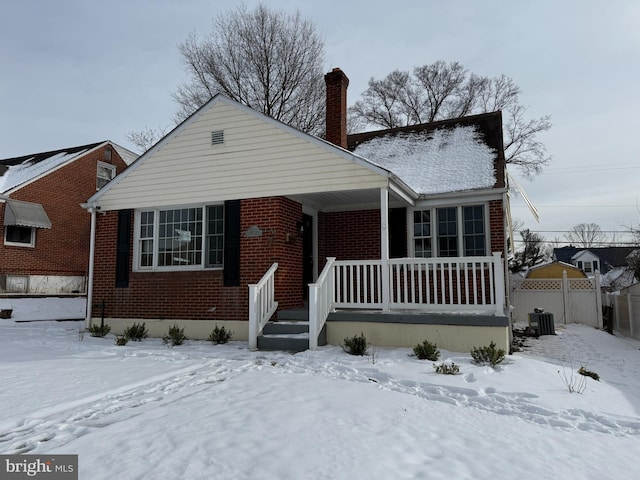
<box><xmin>287</xmin><ymin>188</ymin><xmax>411</xmax><ymax>212</ymax></box>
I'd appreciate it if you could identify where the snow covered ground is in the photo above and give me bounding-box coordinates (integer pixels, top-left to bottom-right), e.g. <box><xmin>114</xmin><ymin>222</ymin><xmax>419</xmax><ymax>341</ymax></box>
<box><xmin>1</xmin><ymin>298</ymin><xmax>639</xmax><ymax>479</ymax></box>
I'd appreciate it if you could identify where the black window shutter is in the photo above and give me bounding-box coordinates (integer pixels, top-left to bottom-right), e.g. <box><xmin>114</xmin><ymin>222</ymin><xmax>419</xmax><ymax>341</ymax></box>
<box><xmin>223</xmin><ymin>200</ymin><xmax>241</xmax><ymax>286</ymax></box>
<box><xmin>389</xmin><ymin>208</ymin><xmax>407</xmax><ymax>258</ymax></box>
<box><xmin>115</xmin><ymin>209</ymin><xmax>132</xmax><ymax>288</ymax></box>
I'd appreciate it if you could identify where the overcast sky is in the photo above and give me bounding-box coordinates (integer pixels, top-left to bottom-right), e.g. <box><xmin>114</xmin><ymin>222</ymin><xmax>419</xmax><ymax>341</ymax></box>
<box><xmin>1</xmin><ymin>0</ymin><xmax>639</xmax><ymax>243</ymax></box>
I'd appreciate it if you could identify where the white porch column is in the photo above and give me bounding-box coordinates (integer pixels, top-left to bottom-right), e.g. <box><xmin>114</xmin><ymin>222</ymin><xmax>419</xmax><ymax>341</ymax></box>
<box><xmin>380</xmin><ymin>188</ymin><xmax>390</xmax><ymax>312</ymax></box>
<box><xmin>493</xmin><ymin>252</ymin><xmax>505</xmax><ymax>316</ymax></box>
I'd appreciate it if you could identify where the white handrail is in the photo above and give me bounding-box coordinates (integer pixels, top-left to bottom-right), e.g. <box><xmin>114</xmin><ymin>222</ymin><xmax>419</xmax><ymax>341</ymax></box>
<box><xmin>248</xmin><ymin>263</ymin><xmax>279</xmax><ymax>349</ymax></box>
<box><xmin>309</xmin><ymin>257</ymin><xmax>336</xmax><ymax>350</ymax></box>
<box><xmin>333</xmin><ymin>255</ymin><xmax>504</xmax><ymax>313</ymax></box>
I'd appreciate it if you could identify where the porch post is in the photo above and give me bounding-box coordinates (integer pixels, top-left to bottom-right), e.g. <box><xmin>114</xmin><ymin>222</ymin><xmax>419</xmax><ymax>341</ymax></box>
<box><xmin>595</xmin><ymin>271</ymin><xmax>603</xmax><ymax>329</ymax></box>
<box><xmin>380</xmin><ymin>188</ymin><xmax>390</xmax><ymax>311</ymax></box>
<box><xmin>493</xmin><ymin>252</ymin><xmax>505</xmax><ymax>316</ymax></box>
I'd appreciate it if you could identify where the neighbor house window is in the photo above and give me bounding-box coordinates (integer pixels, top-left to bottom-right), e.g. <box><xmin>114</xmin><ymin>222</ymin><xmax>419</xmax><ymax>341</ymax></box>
<box><xmin>135</xmin><ymin>205</ymin><xmax>224</xmax><ymax>270</ymax></box>
<box><xmin>577</xmin><ymin>260</ymin><xmax>599</xmax><ymax>274</ymax></box>
<box><xmin>4</xmin><ymin>225</ymin><xmax>35</xmax><ymax>247</ymax></box>
<box><xmin>412</xmin><ymin>204</ymin><xmax>487</xmax><ymax>257</ymax></box>
<box><xmin>97</xmin><ymin>162</ymin><xmax>116</xmax><ymax>190</ymax></box>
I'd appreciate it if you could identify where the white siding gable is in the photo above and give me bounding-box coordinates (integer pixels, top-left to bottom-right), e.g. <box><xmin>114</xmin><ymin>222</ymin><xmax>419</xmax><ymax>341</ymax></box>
<box><xmin>94</xmin><ymin>98</ymin><xmax>389</xmax><ymax>211</ymax></box>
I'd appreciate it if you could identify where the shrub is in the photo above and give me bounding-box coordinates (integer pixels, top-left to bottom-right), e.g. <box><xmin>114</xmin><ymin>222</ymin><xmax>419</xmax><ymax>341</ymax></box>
<box><xmin>115</xmin><ymin>335</ymin><xmax>128</xmax><ymax>346</ymax></box>
<box><xmin>163</xmin><ymin>324</ymin><xmax>187</xmax><ymax>346</ymax></box>
<box><xmin>413</xmin><ymin>340</ymin><xmax>440</xmax><ymax>361</ymax></box>
<box><xmin>470</xmin><ymin>341</ymin><xmax>505</xmax><ymax>367</ymax></box>
<box><xmin>559</xmin><ymin>366</ymin><xmax>587</xmax><ymax>394</ymax></box>
<box><xmin>578</xmin><ymin>366</ymin><xmax>600</xmax><ymax>381</ymax></box>
<box><xmin>342</xmin><ymin>332</ymin><xmax>368</xmax><ymax>356</ymax></box>
<box><xmin>124</xmin><ymin>322</ymin><xmax>148</xmax><ymax>341</ymax></box>
<box><xmin>88</xmin><ymin>323</ymin><xmax>111</xmax><ymax>338</ymax></box>
<box><xmin>434</xmin><ymin>362</ymin><xmax>460</xmax><ymax>375</ymax></box>
<box><xmin>208</xmin><ymin>325</ymin><xmax>233</xmax><ymax>344</ymax></box>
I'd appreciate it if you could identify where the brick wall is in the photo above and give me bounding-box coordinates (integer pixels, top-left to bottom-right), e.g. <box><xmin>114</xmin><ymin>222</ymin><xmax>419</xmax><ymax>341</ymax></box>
<box><xmin>92</xmin><ymin>196</ymin><xmax>304</xmax><ymax>321</ymax></box>
<box><xmin>318</xmin><ymin>209</ymin><xmax>381</xmax><ymax>270</ymax></box>
<box><xmin>0</xmin><ymin>145</ymin><xmax>128</xmax><ymax>277</ymax></box>
<box><xmin>488</xmin><ymin>199</ymin><xmax>505</xmax><ymax>253</ymax></box>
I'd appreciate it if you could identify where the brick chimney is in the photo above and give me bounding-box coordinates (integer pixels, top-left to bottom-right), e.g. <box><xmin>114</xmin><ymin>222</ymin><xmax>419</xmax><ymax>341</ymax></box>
<box><xmin>324</xmin><ymin>67</ymin><xmax>349</xmax><ymax>149</ymax></box>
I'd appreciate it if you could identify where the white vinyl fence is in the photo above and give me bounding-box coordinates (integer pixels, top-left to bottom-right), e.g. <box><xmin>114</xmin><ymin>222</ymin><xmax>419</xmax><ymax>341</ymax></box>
<box><xmin>511</xmin><ymin>272</ymin><xmax>602</xmax><ymax>328</ymax></box>
<box><xmin>604</xmin><ymin>282</ymin><xmax>640</xmax><ymax>340</ymax></box>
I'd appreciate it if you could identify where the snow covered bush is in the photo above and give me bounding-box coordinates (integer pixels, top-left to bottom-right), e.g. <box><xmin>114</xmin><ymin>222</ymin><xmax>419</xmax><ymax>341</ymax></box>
<box><xmin>115</xmin><ymin>335</ymin><xmax>128</xmax><ymax>346</ymax></box>
<box><xmin>342</xmin><ymin>332</ymin><xmax>368</xmax><ymax>356</ymax></box>
<box><xmin>208</xmin><ymin>325</ymin><xmax>233</xmax><ymax>344</ymax></box>
<box><xmin>470</xmin><ymin>341</ymin><xmax>505</xmax><ymax>367</ymax></box>
<box><xmin>124</xmin><ymin>322</ymin><xmax>148</xmax><ymax>342</ymax></box>
<box><xmin>163</xmin><ymin>324</ymin><xmax>187</xmax><ymax>346</ymax></box>
<box><xmin>434</xmin><ymin>361</ymin><xmax>460</xmax><ymax>375</ymax></box>
<box><xmin>88</xmin><ymin>323</ymin><xmax>111</xmax><ymax>338</ymax></box>
<box><xmin>413</xmin><ymin>340</ymin><xmax>440</xmax><ymax>361</ymax></box>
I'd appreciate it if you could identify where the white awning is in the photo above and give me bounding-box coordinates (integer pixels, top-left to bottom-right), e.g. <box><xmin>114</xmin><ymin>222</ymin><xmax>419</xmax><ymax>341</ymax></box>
<box><xmin>4</xmin><ymin>199</ymin><xmax>52</xmax><ymax>229</ymax></box>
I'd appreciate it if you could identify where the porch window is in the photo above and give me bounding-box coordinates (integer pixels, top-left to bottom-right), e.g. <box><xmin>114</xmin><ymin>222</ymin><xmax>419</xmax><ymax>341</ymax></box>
<box><xmin>412</xmin><ymin>204</ymin><xmax>487</xmax><ymax>257</ymax></box>
<box><xmin>437</xmin><ymin>207</ymin><xmax>458</xmax><ymax>257</ymax></box>
<box><xmin>463</xmin><ymin>205</ymin><xmax>486</xmax><ymax>256</ymax></box>
<box><xmin>135</xmin><ymin>205</ymin><xmax>224</xmax><ymax>270</ymax></box>
<box><xmin>413</xmin><ymin>210</ymin><xmax>432</xmax><ymax>257</ymax></box>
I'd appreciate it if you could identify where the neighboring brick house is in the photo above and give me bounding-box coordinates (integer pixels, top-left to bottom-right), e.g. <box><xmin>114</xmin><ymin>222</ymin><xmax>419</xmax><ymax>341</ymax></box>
<box><xmin>85</xmin><ymin>68</ymin><xmax>511</xmax><ymax>352</ymax></box>
<box><xmin>0</xmin><ymin>142</ymin><xmax>135</xmax><ymax>294</ymax></box>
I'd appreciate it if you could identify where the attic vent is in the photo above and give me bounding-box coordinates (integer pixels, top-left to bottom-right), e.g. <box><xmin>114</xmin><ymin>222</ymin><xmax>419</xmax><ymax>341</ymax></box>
<box><xmin>211</xmin><ymin>130</ymin><xmax>224</xmax><ymax>145</ymax></box>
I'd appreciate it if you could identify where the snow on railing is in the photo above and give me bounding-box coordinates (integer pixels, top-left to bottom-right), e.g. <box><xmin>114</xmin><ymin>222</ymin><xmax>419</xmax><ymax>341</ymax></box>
<box><xmin>333</xmin><ymin>252</ymin><xmax>505</xmax><ymax>314</ymax></box>
<box><xmin>248</xmin><ymin>263</ymin><xmax>279</xmax><ymax>349</ymax></box>
<box><xmin>308</xmin><ymin>257</ymin><xmax>336</xmax><ymax>350</ymax></box>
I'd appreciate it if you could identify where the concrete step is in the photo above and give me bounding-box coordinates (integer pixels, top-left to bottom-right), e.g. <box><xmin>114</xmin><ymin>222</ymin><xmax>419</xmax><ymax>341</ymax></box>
<box><xmin>263</xmin><ymin>321</ymin><xmax>309</xmax><ymax>335</ymax></box>
<box><xmin>257</xmin><ymin>333</ymin><xmax>309</xmax><ymax>353</ymax></box>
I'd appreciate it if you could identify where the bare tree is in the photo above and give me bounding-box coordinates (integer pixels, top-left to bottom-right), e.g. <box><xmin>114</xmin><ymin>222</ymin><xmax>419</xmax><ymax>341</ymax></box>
<box><xmin>174</xmin><ymin>4</ymin><xmax>325</xmax><ymax>132</ymax></box>
<box><xmin>350</xmin><ymin>61</ymin><xmax>552</xmax><ymax>177</ymax></box>
<box><xmin>128</xmin><ymin>4</ymin><xmax>326</xmax><ymax>152</ymax></box>
<box><xmin>565</xmin><ymin>223</ymin><xmax>607</xmax><ymax>248</ymax></box>
<box><xmin>126</xmin><ymin>126</ymin><xmax>168</xmax><ymax>153</ymax></box>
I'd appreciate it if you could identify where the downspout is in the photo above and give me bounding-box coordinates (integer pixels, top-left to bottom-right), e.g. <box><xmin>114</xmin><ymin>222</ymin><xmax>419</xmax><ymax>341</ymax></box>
<box><xmin>380</xmin><ymin>187</ymin><xmax>390</xmax><ymax>312</ymax></box>
<box><xmin>85</xmin><ymin>205</ymin><xmax>97</xmax><ymax>328</ymax></box>
<box><xmin>503</xmin><ymin>190</ymin><xmax>511</xmax><ymax>318</ymax></box>
<box><xmin>502</xmin><ymin>189</ymin><xmax>515</xmax><ymax>321</ymax></box>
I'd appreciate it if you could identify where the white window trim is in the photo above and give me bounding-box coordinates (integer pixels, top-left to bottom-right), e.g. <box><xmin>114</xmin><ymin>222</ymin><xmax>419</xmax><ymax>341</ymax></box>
<box><xmin>4</xmin><ymin>225</ymin><xmax>36</xmax><ymax>247</ymax></box>
<box><xmin>97</xmin><ymin>161</ymin><xmax>116</xmax><ymax>190</ymax></box>
<box><xmin>408</xmin><ymin>202</ymin><xmax>490</xmax><ymax>257</ymax></box>
<box><xmin>133</xmin><ymin>204</ymin><xmax>224</xmax><ymax>272</ymax></box>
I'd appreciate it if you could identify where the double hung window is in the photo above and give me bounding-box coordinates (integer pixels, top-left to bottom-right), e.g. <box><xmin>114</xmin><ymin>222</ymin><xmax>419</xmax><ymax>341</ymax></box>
<box><xmin>412</xmin><ymin>204</ymin><xmax>487</xmax><ymax>257</ymax></box>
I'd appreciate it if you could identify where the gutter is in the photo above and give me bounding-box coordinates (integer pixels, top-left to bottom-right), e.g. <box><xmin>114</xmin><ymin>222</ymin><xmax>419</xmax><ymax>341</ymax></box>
<box><xmin>81</xmin><ymin>202</ymin><xmax>98</xmax><ymax>328</ymax></box>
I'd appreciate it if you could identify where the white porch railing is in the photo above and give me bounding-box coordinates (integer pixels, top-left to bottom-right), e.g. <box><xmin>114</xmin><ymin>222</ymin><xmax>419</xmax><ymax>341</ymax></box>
<box><xmin>309</xmin><ymin>257</ymin><xmax>336</xmax><ymax>350</ymax></box>
<box><xmin>248</xmin><ymin>263</ymin><xmax>279</xmax><ymax>349</ymax></box>
<box><xmin>308</xmin><ymin>253</ymin><xmax>506</xmax><ymax>350</ymax></box>
<box><xmin>333</xmin><ymin>252</ymin><xmax>505</xmax><ymax>314</ymax></box>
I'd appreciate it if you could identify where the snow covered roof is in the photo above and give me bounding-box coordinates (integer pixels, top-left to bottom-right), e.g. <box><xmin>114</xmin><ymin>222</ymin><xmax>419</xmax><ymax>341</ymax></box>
<box><xmin>348</xmin><ymin>111</ymin><xmax>505</xmax><ymax>196</ymax></box>
<box><xmin>0</xmin><ymin>141</ymin><xmax>137</xmax><ymax>194</ymax></box>
<box><xmin>553</xmin><ymin>246</ymin><xmax>636</xmax><ymax>274</ymax></box>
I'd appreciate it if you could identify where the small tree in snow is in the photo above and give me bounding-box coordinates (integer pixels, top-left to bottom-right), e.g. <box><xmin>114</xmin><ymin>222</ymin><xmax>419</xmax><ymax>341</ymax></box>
<box><xmin>510</xmin><ymin>229</ymin><xmax>548</xmax><ymax>273</ymax></box>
